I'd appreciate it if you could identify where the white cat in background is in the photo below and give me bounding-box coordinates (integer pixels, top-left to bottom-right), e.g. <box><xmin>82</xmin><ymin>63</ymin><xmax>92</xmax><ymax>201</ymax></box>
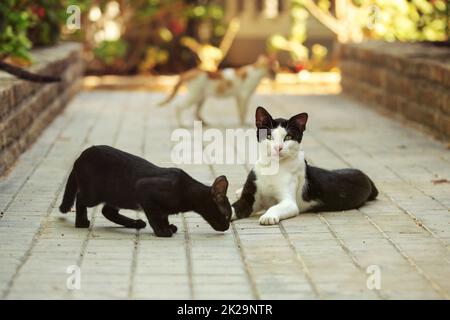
<box><xmin>158</xmin><ymin>55</ymin><xmax>278</xmax><ymax>126</ymax></box>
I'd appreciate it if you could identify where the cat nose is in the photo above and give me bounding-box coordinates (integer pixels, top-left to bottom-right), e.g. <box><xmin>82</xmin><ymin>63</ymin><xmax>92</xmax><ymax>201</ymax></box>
<box><xmin>275</xmin><ymin>145</ymin><xmax>283</xmax><ymax>153</ymax></box>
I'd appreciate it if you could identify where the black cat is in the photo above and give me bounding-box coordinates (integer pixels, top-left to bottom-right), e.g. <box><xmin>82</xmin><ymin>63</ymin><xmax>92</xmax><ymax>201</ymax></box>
<box><xmin>0</xmin><ymin>61</ymin><xmax>61</xmax><ymax>82</ymax></box>
<box><xmin>59</xmin><ymin>145</ymin><xmax>232</xmax><ymax>237</ymax></box>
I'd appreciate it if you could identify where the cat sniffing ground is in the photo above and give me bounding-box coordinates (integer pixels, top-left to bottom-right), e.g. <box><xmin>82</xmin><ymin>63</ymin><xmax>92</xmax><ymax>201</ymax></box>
<box><xmin>59</xmin><ymin>145</ymin><xmax>232</xmax><ymax>237</ymax></box>
<box><xmin>232</xmin><ymin>107</ymin><xmax>378</xmax><ymax>225</ymax></box>
<box><xmin>158</xmin><ymin>55</ymin><xmax>278</xmax><ymax>126</ymax></box>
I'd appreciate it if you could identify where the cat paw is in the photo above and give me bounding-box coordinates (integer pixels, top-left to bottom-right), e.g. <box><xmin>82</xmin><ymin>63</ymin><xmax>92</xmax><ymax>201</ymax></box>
<box><xmin>259</xmin><ymin>213</ymin><xmax>279</xmax><ymax>225</ymax></box>
<box><xmin>134</xmin><ymin>219</ymin><xmax>146</xmax><ymax>229</ymax></box>
<box><xmin>75</xmin><ymin>220</ymin><xmax>90</xmax><ymax>228</ymax></box>
<box><xmin>154</xmin><ymin>228</ymin><xmax>173</xmax><ymax>237</ymax></box>
<box><xmin>231</xmin><ymin>208</ymin><xmax>240</xmax><ymax>221</ymax></box>
<box><xmin>59</xmin><ymin>204</ymin><xmax>71</xmax><ymax>214</ymax></box>
<box><xmin>169</xmin><ymin>224</ymin><xmax>178</xmax><ymax>233</ymax></box>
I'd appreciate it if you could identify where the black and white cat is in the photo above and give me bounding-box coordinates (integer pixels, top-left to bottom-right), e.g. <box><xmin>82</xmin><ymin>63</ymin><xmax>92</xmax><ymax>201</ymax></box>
<box><xmin>59</xmin><ymin>145</ymin><xmax>232</xmax><ymax>237</ymax></box>
<box><xmin>232</xmin><ymin>107</ymin><xmax>378</xmax><ymax>225</ymax></box>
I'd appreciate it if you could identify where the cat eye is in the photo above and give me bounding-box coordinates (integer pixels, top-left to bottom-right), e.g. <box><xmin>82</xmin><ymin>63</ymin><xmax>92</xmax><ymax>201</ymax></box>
<box><xmin>266</xmin><ymin>133</ymin><xmax>272</xmax><ymax>140</ymax></box>
<box><xmin>284</xmin><ymin>135</ymin><xmax>292</xmax><ymax>141</ymax></box>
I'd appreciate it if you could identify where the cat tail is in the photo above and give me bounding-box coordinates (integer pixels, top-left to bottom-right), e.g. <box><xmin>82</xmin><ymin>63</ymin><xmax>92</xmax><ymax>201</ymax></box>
<box><xmin>368</xmin><ymin>178</ymin><xmax>378</xmax><ymax>201</ymax></box>
<box><xmin>0</xmin><ymin>61</ymin><xmax>61</xmax><ymax>83</ymax></box>
<box><xmin>158</xmin><ymin>76</ymin><xmax>183</xmax><ymax>106</ymax></box>
<box><xmin>158</xmin><ymin>69</ymin><xmax>201</xmax><ymax>106</ymax></box>
<box><xmin>59</xmin><ymin>169</ymin><xmax>78</xmax><ymax>213</ymax></box>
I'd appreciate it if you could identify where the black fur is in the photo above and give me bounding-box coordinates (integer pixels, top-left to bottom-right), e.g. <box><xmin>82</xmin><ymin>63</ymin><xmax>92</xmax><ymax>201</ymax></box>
<box><xmin>59</xmin><ymin>145</ymin><xmax>232</xmax><ymax>237</ymax></box>
<box><xmin>304</xmin><ymin>163</ymin><xmax>378</xmax><ymax>212</ymax></box>
<box><xmin>255</xmin><ymin>106</ymin><xmax>307</xmax><ymax>143</ymax></box>
<box><xmin>232</xmin><ymin>170</ymin><xmax>256</xmax><ymax>219</ymax></box>
<box><xmin>0</xmin><ymin>61</ymin><xmax>61</xmax><ymax>83</ymax></box>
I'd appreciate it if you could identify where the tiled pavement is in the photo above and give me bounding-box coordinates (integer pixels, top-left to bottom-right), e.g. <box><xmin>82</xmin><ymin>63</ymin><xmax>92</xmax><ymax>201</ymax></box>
<box><xmin>0</xmin><ymin>90</ymin><xmax>449</xmax><ymax>299</ymax></box>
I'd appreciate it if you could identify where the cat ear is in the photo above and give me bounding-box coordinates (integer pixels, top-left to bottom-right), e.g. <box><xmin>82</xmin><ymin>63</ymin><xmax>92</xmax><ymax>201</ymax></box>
<box><xmin>212</xmin><ymin>175</ymin><xmax>229</xmax><ymax>198</ymax></box>
<box><xmin>255</xmin><ymin>106</ymin><xmax>273</xmax><ymax>129</ymax></box>
<box><xmin>288</xmin><ymin>112</ymin><xmax>308</xmax><ymax>132</ymax></box>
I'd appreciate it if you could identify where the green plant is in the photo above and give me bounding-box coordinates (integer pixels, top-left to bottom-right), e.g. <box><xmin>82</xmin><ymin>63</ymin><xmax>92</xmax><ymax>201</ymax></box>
<box><xmin>366</xmin><ymin>0</ymin><xmax>448</xmax><ymax>41</ymax></box>
<box><xmin>268</xmin><ymin>0</ymin><xmax>448</xmax><ymax>72</ymax></box>
<box><xmin>0</xmin><ymin>0</ymin><xmax>90</xmax><ymax>62</ymax></box>
<box><xmin>112</xmin><ymin>0</ymin><xmax>230</xmax><ymax>73</ymax></box>
<box><xmin>268</xmin><ymin>0</ymin><xmax>309</xmax><ymax>63</ymax></box>
<box><xmin>93</xmin><ymin>39</ymin><xmax>128</xmax><ymax>65</ymax></box>
<box><xmin>299</xmin><ymin>0</ymin><xmax>448</xmax><ymax>42</ymax></box>
<box><xmin>27</xmin><ymin>0</ymin><xmax>67</xmax><ymax>46</ymax></box>
<box><xmin>0</xmin><ymin>0</ymin><xmax>33</xmax><ymax>60</ymax></box>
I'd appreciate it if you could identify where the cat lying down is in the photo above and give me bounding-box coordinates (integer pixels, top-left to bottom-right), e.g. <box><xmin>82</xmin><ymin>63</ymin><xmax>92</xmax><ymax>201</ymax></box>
<box><xmin>232</xmin><ymin>107</ymin><xmax>378</xmax><ymax>225</ymax></box>
<box><xmin>59</xmin><ymin>145</ymin><xmax>232</xmax><ymax>237</ymax></box>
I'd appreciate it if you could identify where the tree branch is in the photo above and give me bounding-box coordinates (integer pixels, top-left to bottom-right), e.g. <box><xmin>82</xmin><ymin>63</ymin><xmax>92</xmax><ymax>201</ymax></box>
<box><xmin>302</xmin><ymin>0</ymin><xmax>345</xmax><ymax>37</ymax></box>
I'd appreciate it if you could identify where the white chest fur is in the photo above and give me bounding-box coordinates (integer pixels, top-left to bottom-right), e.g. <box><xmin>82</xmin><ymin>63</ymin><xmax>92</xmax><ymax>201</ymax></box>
<box><xmin>254</xmin><ymin>151</ymin><xmax>318</xmax><ymax>215</ymax></box>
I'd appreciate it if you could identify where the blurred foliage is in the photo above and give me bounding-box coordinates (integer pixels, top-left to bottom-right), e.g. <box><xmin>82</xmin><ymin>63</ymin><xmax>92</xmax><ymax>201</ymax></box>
<box><xmin>362</xmin><ymin>0</ymin><xmax>448</xmax><ymax>41</ymax></box>
<box><xmin>0</xmin><ymin>0</ymin><xmax>85</xmax><ymax>62</ymax></box>
<box><xmin>93</xmin><ymin>39</ymin><xmax>127</xmax><ymax>64</ymax></box>
<box><xmin>268</xmin><ymin>0</ymin><xmax>309</xmax><ymax>65</ymax></box>
<box><xmin>138</xmin><ymin>46</ymin><xmax>169</xmax><ymax>73</ymax></box>
<box><xmin>27</xmin><ymin>1</ymin><xmax>66</xmax><ymax>46</ymax></box>
<box><xmin>300</xmin><ymin>0</ymin><xmax>449</xmax><ymax>42</ymax></box>
<box><xmin>133</xmin><ymin>0</ymin><xmax>228</xmax><ymax>73</ymax></box>
<box><xmin>81</xmin><ymin>0</ymin><xmax>228</xmax><ymax>74</ymax></box>
<box><xmin>1</xmin><ymin>0</ymin><xmax>447</xmax><ymax>72</ymax></box>
<box><xmin>269</xmin><ymin>0</ymin><xmax>449</xmax><ymax>70</ymax></box>
<box><xmin>0</xmin><ymin>0</ymin><xmax>33</xmax><ymax>61</ymax></box>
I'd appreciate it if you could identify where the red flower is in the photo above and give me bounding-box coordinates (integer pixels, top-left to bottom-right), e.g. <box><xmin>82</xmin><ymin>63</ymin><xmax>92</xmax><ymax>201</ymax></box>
<box><xmin>293</xmin><ymin>63</ymin><xmax>305</xmax><ymax>73</ymax></box>
<box><xmin>31</xmin><ymin>6</ymin><xmax>46</xmax><ymax>18</ymax></box>
<box><xmin>169</xmin><ymin>20</ymin><xmax>185</xmax><ymax>36</ymax></box>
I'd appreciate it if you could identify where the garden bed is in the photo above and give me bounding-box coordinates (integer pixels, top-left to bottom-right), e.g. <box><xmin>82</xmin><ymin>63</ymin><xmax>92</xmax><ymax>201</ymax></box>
<box><xmin>0</xmin><ymin>42</ymin><xmax>84</xmax><ymax>176</ymax></box>
<box><xmin>340</xmin><ymin>41</ymin><xmax>450</xmax><ymax>141</ymax></box>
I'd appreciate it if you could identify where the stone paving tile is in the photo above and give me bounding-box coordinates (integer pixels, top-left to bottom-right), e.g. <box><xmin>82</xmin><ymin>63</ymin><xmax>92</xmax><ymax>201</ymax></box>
<box><xmin>1</xmin><ymin>90</ymin><xmax>449</xmax><ymax>299</ymax></box>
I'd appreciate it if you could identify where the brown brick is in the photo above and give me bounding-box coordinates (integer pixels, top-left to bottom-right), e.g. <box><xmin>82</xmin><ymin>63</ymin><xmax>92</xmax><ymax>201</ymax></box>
<box><xmin>442</xmin><ymin>91</ymin><xmax>450</xmax><ymax>116</ymax></box>
<box><xmin>0</xmin><ymin>42</ymin><xmax>83</xmax><ymax>176</ymax></box>
<box><xmin>341</xmin><ymin>42</ymin><xmax>450</xmax><ymax>140</ymax></box>
<box><xmin>428</xmin><ymin>63</ymin><xmax>447</xmax><ymax>84</ymax></box>
<box><xmin>444</xmin><ymin>65</ymin><xmax>450</xmax><ymax>89</ymax></box>
<box><xmin>436</xmin><ymin>113</ymin><xmax>450</xmax><ymax>138</ymax></box>
<box><xmin>385</xmin><ymin>94</ymin><xmax>403</xmax><ymax>113</ymax></box>
<box><xmin>402</xmin><ymin>102</ymin><xmax>435</xmax><ymax>129</ymax></box>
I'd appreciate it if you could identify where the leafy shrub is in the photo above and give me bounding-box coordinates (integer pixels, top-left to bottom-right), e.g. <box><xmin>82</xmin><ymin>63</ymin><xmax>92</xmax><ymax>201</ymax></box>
<box><xmin>27</xmin><ymin>0</ymin><xmax>67</xmax><ymax>46</ymax></box>
<box><xmin>0</xmin><ymin>0</ymin><xmax>33</xmax><ymax>60</ymax></box>
<box><xmin>0</xmin><ymin>0</ymin><xmax>77</xmax><ymax>62</ymax></box>
<box><xmin>93</xmin><ymin>39</ymin><xmax>128</xmax><ymax>65</ymax></box>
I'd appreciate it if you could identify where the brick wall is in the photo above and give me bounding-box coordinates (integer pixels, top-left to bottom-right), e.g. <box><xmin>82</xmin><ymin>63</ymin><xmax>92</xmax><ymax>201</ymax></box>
<box><xmin>340</xmin><ymin>41</ymin><xmax>450</xmax><ymax>140</ymax></box>
<box><xmin>0</xmin><ymin>42</ymin><xmax>84</xmax><ymax>176</ymax></box>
